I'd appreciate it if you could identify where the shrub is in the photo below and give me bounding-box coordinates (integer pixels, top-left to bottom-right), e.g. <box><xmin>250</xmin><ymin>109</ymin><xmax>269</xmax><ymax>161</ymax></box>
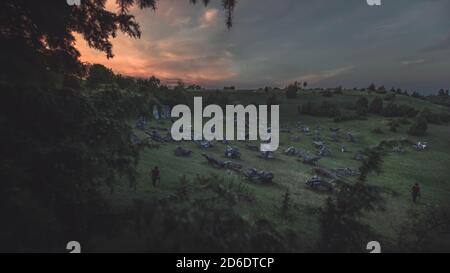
<box><xmin>398</xmin><ymin>117</ymin><xmax>411</xmax><ymax>125</ymax></box>
<box><xmin>0</xmin><ymin>84</ymin><xmax>143</xmax><ymax>251</ymax></box>
<box><xmin>398</xmin><ymin>104</ymin><xmax>419</xmax><ymax>117</ymax></box>
<box><xmin>408</xmin><ymin>116</ymin><xmax>428</xmax><ymax>136</ymax></box>
<box><xmin>355</xmin><ymin>97</ymin><xmax>369</xmax><ymax>116</ymax></box>
<box><xmin>388</xmin><ymin>119</ymin><xmax>400</xmax><ymax>132</ymax></box>
<box><xmin>372</xmin><ymin>128</ymin><xmax>384</xmax><ymax>134</ymax></box>
<box><xmin>382</xmin><ymin>103</ymin><xmax>418</xmax><ymax>118</ymax></box>
<box><xmin>418</xmin><ymin>107</ymin><xmax>449</xmax><ymax>124</ymax></box>
<box><xmin>285</xmin><ymin>83</ymin><xmax>298</xmax><ymax>99</ymax></box>
<box><xmin>369</xmin><ymin>97</ymin><xmax>383</xmax><ymax>114</ymax></box>
<box><xmin>152</xmin><ymin>83</ymin><xmax>189</xmax><ymax>107</ymax></box>
<box><xmin>86</xmin><ymin>64</ymin><xmax>115</xmax><ymax>89</ymax></box>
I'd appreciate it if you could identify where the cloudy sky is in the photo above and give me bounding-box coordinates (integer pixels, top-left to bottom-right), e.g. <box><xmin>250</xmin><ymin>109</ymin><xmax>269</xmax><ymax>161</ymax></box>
<box><xmin>76</xmin><ymin>0</ymin><xmax>450</xmax><ymax>93</ymax></box>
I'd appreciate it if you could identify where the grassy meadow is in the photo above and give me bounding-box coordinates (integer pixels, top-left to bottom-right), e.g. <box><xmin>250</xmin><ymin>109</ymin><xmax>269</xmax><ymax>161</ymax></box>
<box><xmin>100</xmin><ymin>89</ymin><xmax>450</xmax><ymax>252</ymax></box>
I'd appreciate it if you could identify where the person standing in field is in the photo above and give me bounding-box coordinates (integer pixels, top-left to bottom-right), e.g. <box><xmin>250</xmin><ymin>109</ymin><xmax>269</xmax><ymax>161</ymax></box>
<box><xmin>151</xmin><ymin>166</ymin><xmax>160</xmax><ymax>187</ymax></box>
<box><xmin>411</xmin><ymin>183</ymin><xmax>421</xmax><ymax>203</ymax></box>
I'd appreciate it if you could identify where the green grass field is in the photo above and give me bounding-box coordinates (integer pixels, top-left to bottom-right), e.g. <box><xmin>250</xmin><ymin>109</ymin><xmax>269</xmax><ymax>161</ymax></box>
<box><xmin>104</xmin><ymin>90</ymin><xmax>450</xmax><ymax>252</ymax></box>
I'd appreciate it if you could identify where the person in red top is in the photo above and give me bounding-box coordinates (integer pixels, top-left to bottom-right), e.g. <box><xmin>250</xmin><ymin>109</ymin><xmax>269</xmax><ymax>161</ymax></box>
<box><xmin>151</xmin><ymin>166</ymin><xmax>160</xmax><ymax>187</ymax></box>
<box><xmin>411</xmin><ymin>183</ymin><xmax>421</xmax><ymax>203</ymax></box>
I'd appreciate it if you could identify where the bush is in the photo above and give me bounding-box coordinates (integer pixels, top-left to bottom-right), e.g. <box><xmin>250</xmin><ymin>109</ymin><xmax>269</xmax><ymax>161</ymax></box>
<box><xmin>382</xmin><ymin>103</ymin><xmax>418</xmax><ymax>118</ymax></box>
<box><xmin>0</xmin><ymin>83</ymin><xmax>143</xmax><ymax>251</ymax></box>
<box><xmin>371</xmin><ymin>128</ymin><xmax>384</xmax><ymax>134</ymax></box>
<box><xmin>369</xmin><ymin>97</ymin><xmax>383</xmax><ymax>114</ymax></box>
<box><xmin>388</xmin><ymin>119</ymin><xmax>400</xmax><ymax>132</ymax></box>
<box><xmin>115</xmin><ymin>74</ymin><xmax>137</xmax><ymax>90</ymax></box>
<box><xmin>418</xmin><ymin>107</ymin><xmax>450</xmax><ymax>124</ymax></box>
<box><xmin>155</xmin><ymin>85</ymin><xmax>189</xmax><ymax>107</ymax></box>
<box><xmin>86</xmin><ymin>64</ymin><xmax>115</xmax><ymax>89</ymax></box>
<box><xmin>398</xmin><ymin>104</ymin><xmax>419</xmax><ymax>118</ymax></box>
<box><xmin>398</xmin><ymin>117</ymin><xmax>411</xmax><ymax>125</ymax></box>
<box><xmin>408</xmin><ymin>116</ymin><xmax>428</xmax><ymax>136</ymax></box>
<box><xmin>285</xmin><ymin>83</ymin><xmax>298</xmax><ymax>99</ymax></box>
<box><xmin>355</xmin><ymin>97</ymin><xmax>369</xmax><ymax>116</ymax></box>
<box><xmin>140</xmin><ymin>175</ymin><xmax>302</xmax><ymax>252</ymax></box>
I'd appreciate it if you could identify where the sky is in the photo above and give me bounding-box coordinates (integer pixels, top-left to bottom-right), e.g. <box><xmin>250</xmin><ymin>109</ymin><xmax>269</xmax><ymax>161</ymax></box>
<box><xmin>75</xmin><ymin>0</ymin><xmax>450</xmax><ymax>94</ymax></box>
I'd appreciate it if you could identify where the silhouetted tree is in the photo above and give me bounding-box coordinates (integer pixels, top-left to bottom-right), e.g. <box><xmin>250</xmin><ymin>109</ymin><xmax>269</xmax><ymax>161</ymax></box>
<box><xmin>116</xmin><ymin>74</ymin><xmax>136</xmax><ymax>89</ymax></box>
<box><xmin>369</xmin><ymin>97</ymin><xmax>383</xmax><ymax>114</ymax></box>
<box><xmin>86</xmin><ymin>64</ymin><xmax>115</xmax><ymax>88</ymax></box>
<box><xmin>377</xmin><ymin>85</ymin><xmax>386</xmax><ymax>93</ymax></box>
<box><xmin>355</xmin><ymin>97</ymin><xmax>369</xmax><ymax>116</ymax></box>
<box><xmin>285</xmin><ymin>82</ymin><xmax>299</xmax><ymax>99</ymax></box>
<box><xmin>318</xmin><ymin>148</ymin><xmax>384</xmax><ymax>252</ymax></box>
<box><xmin>396</xmin><ymin>206</ymin><xmax>450</xmax><ymax>252</ymax></box>
<box><xmin>137</xmin><ymin>76</ymin><xmax>161</xmax><ymax>89</ymax></box>
<box><xmin>187</xmin><ymin>84</ymin><xmax>202</xmax><ymax>90</ymax></box>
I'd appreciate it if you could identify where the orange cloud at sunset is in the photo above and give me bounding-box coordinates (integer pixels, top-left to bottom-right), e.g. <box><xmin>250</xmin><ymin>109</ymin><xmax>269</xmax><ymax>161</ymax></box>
<box><xmin>74</xmin><ymin>1</ymin><xmax>236</xmax><ymax>86</ymax></box>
